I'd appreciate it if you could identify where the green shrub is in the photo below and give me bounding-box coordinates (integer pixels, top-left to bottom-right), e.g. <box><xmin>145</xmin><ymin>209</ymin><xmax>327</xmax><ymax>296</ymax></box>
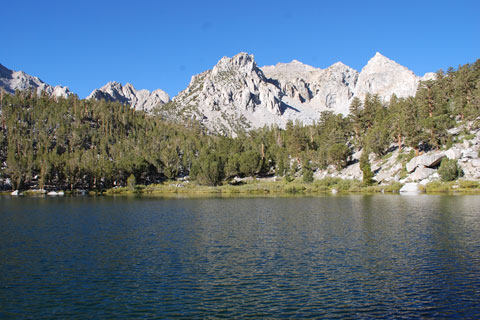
<box><xmin>360</xmin><ymin>152</ymin><xmax>375</xmax><ymax>186</ymax></box>
<box><xmin>302</xmin><ymin>165</ymin><xmax>314</xmax><ymax>183</ymax></box>
<box><xmin>445</xmin><ymin>136</ymin><xmax>453</xmax><ymax>149</ymax></box>
<box><xmin>458</xmin><ymin>180</ymin><xmax>479</xmax><ymax>189</ymax></box>
<box><xmin>127</xmin><ymin>174</ymin><xmax>136</xmax><ymax>191</ymax></box>
<box><xmin>425</xmin><ymin>181</ymin><xmax>451</xmax><ymax>192</ymax></box>
<box><xmin>438</xmin><ymin>158</ymin><xmax>462</xmax><ymax>181</ymax></box>
<box><xmin>383</xmin><ymin>182</ymin><xmax>402</xmax><ymax>193</ymax></box>
<box><xmin>284</xmin><ymin>173</ymin><xmax>294</xmax><ymax>183</ymax></box>
<box><xmin>315</xmin><ymin>177</ymin><xmax>342</xmax><ymax>188</ymax></box>
<box><xmin>335</xmin><ymin>179</ymin><xmax>352</xmax><ymax>191</ymax></box>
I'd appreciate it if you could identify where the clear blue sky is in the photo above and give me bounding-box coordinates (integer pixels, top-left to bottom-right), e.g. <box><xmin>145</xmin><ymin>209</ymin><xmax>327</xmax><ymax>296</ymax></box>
<box><xmin>2</xmin><ymin>0</ymin><xmax>479</xmax><ymax>98</ymax></box>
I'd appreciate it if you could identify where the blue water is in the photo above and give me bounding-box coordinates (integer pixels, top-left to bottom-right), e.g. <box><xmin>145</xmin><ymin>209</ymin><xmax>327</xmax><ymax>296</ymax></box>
<box><xmin>1</xmin><ymin>195</ymin><xmax>480</xmax><ymax>318</ymax></box>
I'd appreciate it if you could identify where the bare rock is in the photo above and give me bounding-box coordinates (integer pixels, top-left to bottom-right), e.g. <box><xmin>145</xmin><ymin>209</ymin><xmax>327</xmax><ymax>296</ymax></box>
<box><xmin>170</xmin><ymin>52</ymin><xmax>431</xmax><ymax>135</ymax></box>
<box><xmin>0</xmin><ymin>63</ymin><xmax>71</xmax><ymax>98</ymax></box>
<box><xmin>445</xmin><ymin>148</ymin><xmax>462</xmax><ymax>160</ymax></box>
<box><xmin>461</xmin><ymin>149</ymin><xmax>478</xmax><ymax>159</ymax></box>
<box><xmin>87</xmin><ymin>82</ymin><xmax>169</xmax><ymax>112</ymax></box>
<box><xmin>353</xmin><ymin>52</ymin><xmax>430</xmax><ymax>103</ymax></box>
<box><xmin>406</xmin><ymin>152</ymin><xmax>445</xmax><ymax>173</ymax></box>
<box><xmin>472</xmin><ymin>159</ymin><xmax>480</xmax><ymax>167</ymax></box>
<box><xmin>339</xmin><ymin>162</ymin><xmax>362</xmax><ymax>180</ymax></box>
<box><xmin>400</xmin><ymin>182</ymin><xmax>421</xmax><ymax>194</ymax></box>
<box><xmin>407</xmin><ymin>166</ymin><xmax>436</xmax><ymax>182</ymax></box>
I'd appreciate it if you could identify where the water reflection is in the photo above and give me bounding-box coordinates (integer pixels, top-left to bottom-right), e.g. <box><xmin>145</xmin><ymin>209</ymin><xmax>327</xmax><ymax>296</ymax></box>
<box><xmin>1</xmin><ymin>195</ymin><xmax>479</xmax><ymax>318</ymax></box>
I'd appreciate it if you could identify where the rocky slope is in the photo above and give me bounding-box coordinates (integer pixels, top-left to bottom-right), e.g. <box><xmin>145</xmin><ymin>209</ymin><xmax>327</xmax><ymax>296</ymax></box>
<box><xmin>0</xmin><ymin>63</ymin><xmax>70</xmax><ymax>98</ymax></box>
<box><xmin>315</xmin><ymin>122</ymin><xmax>480</xmax><ymax>190</ymax></box>
<box><xmin>170</xmin><ymin>52</ymin><xmax>434</xmax><ymax>135</ymax></box>
<box><xmin>87</xmin><ymin>82</ymin><xmax>170</xmax><ymax>112</ymax></box>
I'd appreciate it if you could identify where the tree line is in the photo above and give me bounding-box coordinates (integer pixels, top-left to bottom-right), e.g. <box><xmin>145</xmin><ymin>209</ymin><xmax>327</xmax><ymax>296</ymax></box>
<box><xmin>0</xmin><ymin>59</ymin><xmax>478</xmax><ymax>190</ymax></box>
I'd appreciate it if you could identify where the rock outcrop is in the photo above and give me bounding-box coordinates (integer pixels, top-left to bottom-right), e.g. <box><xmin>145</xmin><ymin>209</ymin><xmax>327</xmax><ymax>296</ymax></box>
<box><xmin>172</xmin><ymin>53</ymin><xmax>285</xmax><ymax>135</ymax></box>
<box><xmin>353</xmin><ymin>52</ymin><xmax>435</xmax><ymax>103</ymax></box>
<box><xmin>87</xmin><ymin>81</ymin><xmax>169</xmax><ymax>112</ymax></box>
<box><xmin>169</xmin><ymin>52</ymin><xmax>433</xmax><ymax>135</ymax></box>
<box><xmin>0</xmin><ymin>63</ymin><xmax>70</xmax><ymax>98</ymax></box>
<box><xmin>406</xmin><ymin>151</ymin><xmax>446</xmax><ymax>173</ymax></box>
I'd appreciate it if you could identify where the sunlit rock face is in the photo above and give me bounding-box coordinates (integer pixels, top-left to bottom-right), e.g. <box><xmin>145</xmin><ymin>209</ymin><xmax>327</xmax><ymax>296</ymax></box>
<box><xmin>172</xmin><ymin>52</ymin><xmax>431</xmax><ymax>135</ymax></box>
<box><xmin>87</xmin><ymin>82</ymin><xmax>170</xmax><ymax>111</ymax></box>
<box><xmin>0</xmin><ymin>63</ymin><xmax>70</xmax><ymax>98</ymax></box>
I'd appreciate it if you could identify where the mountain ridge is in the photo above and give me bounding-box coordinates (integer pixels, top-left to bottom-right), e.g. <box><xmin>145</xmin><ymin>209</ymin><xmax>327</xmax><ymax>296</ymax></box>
<box><xmin>0</xmin><ymin>63</ymin><xmax>71</xmax><ymax>98</ymax></box>
<box><xmin>1</xmin><ymin>53</ymin><xmax>435</xmax><ymax>134</ymax></box>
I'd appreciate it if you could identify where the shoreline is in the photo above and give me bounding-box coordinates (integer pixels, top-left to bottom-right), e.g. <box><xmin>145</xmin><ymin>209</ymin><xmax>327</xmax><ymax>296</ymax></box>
<box><xmin>3</xmin><ymin>178</ymin><xmax>480</xmax><ymax>197</ymax></box>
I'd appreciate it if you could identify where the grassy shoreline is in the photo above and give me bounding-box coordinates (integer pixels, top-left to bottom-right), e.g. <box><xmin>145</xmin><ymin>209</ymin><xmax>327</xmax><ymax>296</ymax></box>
<box><xmin>3</xmin><ymin>178</ymin><xmax>480</xmax><ymax>197</ymax></box>
<box><xmin>104</xmin><ymin>178</ymin><xmax>480</xmax><ymax>196</ymax></box>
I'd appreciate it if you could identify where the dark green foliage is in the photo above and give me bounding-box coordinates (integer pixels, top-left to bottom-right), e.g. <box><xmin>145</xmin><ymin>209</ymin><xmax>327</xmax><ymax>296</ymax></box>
<box><xmin>438</xmin><ymin>158</ymin><xmax>462</xmax><ymax>181</ymax></box>
<box><xmin>0</xmin><ymin>59</ymin><xmax>478</xmax><ymax>191</ymax></box>
<box><xmin>360</xmin><ymin>151</ymin><xmax>375</xmax><ymax>185</ymax></box>
<box><xmin>190</xmin><ymin>151</ymin><xmax>223</xmax><ymax>186</ymax></box>
<box><xmin>238</xmin><ymin>150</ymin><xmax>260</xmax><ymax>177</ymax></box>
<box><xmin>302</xmin><ymin>162</ymin><xmax>314</xmax><ymax>183</ymax></box>
<box><xmin>127</xmin><ymin>174</ymin><xmax>136</xmax><ymax>191</ymax></box>
<box><xmin>327</xmin><ymin>143</ymin><xmax>350</xmax><ymax>170</ymax></box>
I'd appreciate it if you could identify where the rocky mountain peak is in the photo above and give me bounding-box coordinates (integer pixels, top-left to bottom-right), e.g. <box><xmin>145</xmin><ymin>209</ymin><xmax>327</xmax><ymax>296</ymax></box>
<box><xmin>261</xmin><ymin>60</ymin><xmax>318</xmax><ymax>80</ymax></box>
<box><xmin>0</xmin><ymin>63</ymin><xmax>71</xmax><ymax>98</ymax></box>
<box><xmin>87</xmin><ymin>81</ymin><xmax>169</xmax><ymax>112</ymax></box>
<box><xmin>213</xmin><ymin>52</ymin><xmax>257</xmax><ymax>75</ymax></box>
<box><xmin>169</xmin><ymin>51</ymin><xmax>432</xmax><ymax>135</ymax></box>
<box><xmin>364</xmin><ymin>52</ymin><xmax>410</xmax><ymax>72</ymax></box>
<box><xmin>2</xmin><ymin>51</ymin><xmax>434</xmax><ymax>136</ymax></box>
<box><xmin>353</xmin><ymin>52</ymin><xmax>421</xmax><ymax>102</ymax></box>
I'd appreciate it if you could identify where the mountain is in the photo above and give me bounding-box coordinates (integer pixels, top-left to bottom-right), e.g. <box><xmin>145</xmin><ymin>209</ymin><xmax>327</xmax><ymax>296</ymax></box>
<box><xmin>171</xmin><ymin>53</ymin><xmax>284</xmax><ymax>134</ymax></box>
<box><xmin>87</xmin><ymin>82</ymin><xmax>170</xmax><ymax>112</ymax></box>
<box><xmin>353</xmin><ymin>52</ymin><xmax>436</xmax><ymax>102</ymax></box>
<box><xmin>1</xmin><ymin>52</ymin><xmax>434</xmax><ymax>135</ymax></box>
<box><xmin>0</xmin><ymin>63</ymin><xmax>70</xmax><ymax>98</ymax></box>
<box><xmin>170</xmin><ymin>52</ymin><xmax>433</xmax><ymax>135</ymax></box>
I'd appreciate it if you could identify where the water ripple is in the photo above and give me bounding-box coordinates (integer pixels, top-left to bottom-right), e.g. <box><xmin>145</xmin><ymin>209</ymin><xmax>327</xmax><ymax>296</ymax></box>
<box><xmin>1</xmin><ymin>195</ymin><xmax>480</xmax><ymax>318</ymax></box>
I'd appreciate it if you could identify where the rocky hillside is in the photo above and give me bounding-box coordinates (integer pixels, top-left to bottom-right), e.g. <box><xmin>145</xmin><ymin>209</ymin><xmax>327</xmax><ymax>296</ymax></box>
<box><xmin>0</xmin><ymin>63</ymin><xmax>70</xmax><ymax>98</ymax></box>
<box><xmin>316</xmin><ymin>122</ymin><xmax>480</xmax><ymax>192</ymax></box>
<box><xmin>87</xmin><ymin>82</ymin><xmax>170</xmax><ymax>112</ymax></box>
<box><xmin>169</xmin><ymin>52</ymin><xmax>434</xmax><ymax>135</ymax></box>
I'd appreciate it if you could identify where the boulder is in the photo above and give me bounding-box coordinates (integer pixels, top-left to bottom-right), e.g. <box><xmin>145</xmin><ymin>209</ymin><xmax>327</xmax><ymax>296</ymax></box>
<box><xmin>407</xmin><ymin>166</ymin><xmax>436</xmax><ymax>182</ymax></box>
<box><xmin>339</xmin><ymin>162</ymin><xmax>362</xmax><ymax>180</ymax></box>
<box><xmin>400</xmin><ymin>182</ymin><xmax>421</xmax><ymax>194</ymax></box>
<box><xmin>445</xmin><ymin>148</ymin><xmax>461</xmax><ymax>160</ymax></box>
<box><xmin>472</xmin><ymin>159</ymin><xmax>480</xmax><ymax>167</ymax></box>
<box><xmin>406</xmin><ymin>152</ymin><xmax>445</xmax><ymax>173</ymax></box>
<box><xmin>461</xmin><ymin>149</ymin><xmax>478</xmax><ymax>159</ymax></box>
<box><xmin>375</xmin><ymin>163</ymin><xmax>402</xmax><ymax>183</ymax></box>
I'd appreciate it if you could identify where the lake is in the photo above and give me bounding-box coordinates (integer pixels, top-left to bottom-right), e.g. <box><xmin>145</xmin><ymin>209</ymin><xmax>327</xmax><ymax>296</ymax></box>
<box><xmin>1</xmin><ymin>195</ymin><xmax>480</xmax><ymax>318</ymax></box>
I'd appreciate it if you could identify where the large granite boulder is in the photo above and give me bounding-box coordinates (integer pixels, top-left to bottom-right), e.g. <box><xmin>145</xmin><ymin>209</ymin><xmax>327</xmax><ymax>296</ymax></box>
<box><xmin>406</xmin><ymin>152</ymin><xmax>445</xmax><ymax>173</ymax></box>
<box><xmin>400</xmin><ymin>182</ymin><xmax>421</xmax><ymax>194</ymax></box>
<box><xmin>445</xmin><ymin>148</ymin><xmax>462</xmax><ymax>160</ymax></box>
<box><xmin>407</xmin><ymin>166</ymin><xmax>436</xmax><ymax>182</ymax></box>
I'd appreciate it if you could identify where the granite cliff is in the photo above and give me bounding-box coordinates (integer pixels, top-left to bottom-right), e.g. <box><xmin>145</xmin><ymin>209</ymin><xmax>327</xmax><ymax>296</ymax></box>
<box><xmin>170</xmin><ymin>52</ymin><xmax>434</xmax><ymax>135</ymax></box>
